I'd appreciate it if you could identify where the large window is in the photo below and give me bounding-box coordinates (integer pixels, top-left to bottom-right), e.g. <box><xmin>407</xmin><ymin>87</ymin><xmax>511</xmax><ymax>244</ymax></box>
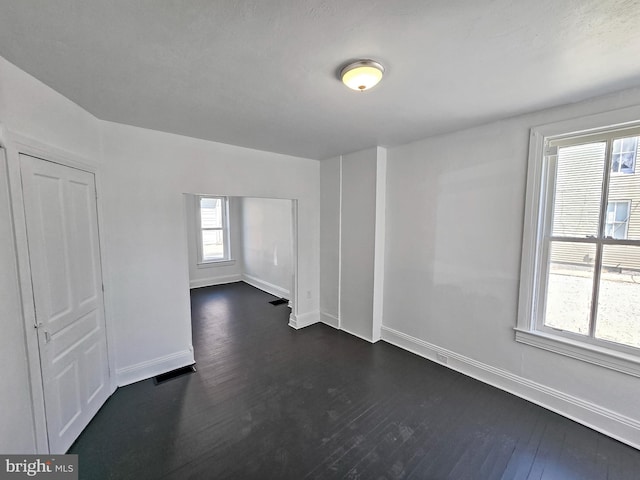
<box><xmin>197</xmin><ymin>196</ymin><xmax>230</xmax><ymax>263</ymax></box>
<box><xmin>518</xmin><ymin>113</ymin><xmax>640</xmax><ymax>376</ymax></box>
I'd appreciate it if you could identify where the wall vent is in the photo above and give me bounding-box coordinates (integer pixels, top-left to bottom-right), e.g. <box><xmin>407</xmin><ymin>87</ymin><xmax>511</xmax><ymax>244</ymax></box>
<box><xmin>269</xmin><ymin>298</ymin><xmax>289</xmax><ymax>306</ymax></box>
<box><xmin>153</xmin><ymin>365</ymin><xmax>196</xmax><ymax>385</ymax></box>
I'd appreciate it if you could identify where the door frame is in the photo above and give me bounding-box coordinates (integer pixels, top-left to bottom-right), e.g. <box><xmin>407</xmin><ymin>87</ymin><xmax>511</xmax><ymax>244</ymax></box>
<box><xmin>1</xmin><ymin>126</ymin><xmax>116</xmax><ymax>453</ymax></box>
<box><xmin>182</xmin><ymin>194</ymin><xmax>300</xmax><ymax>329</ymax></box>
<box><xmin>289</xmin><ymin>198</ymin><xmax>299</xmax><ymax>325</ymax></box>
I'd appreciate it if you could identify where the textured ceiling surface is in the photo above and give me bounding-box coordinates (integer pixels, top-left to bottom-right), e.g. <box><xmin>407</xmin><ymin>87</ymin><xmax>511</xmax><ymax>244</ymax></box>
<box><xmin>1</xmin><ymin>1</ymin><xmax>639</xmax><ymax>159</ymax></box>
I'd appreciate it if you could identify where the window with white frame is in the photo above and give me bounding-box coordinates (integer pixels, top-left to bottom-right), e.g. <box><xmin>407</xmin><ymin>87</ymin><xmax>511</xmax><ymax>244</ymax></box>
<box><xmin>517</xmin><ymin>113</ymin><xmax>640</xmax><ymax>376</ymax></box>
<box><xmin>197</xmin><ymin>196</ymin><xmax>230</xmax><ymax>263</ymax></box>
<box><xmin>605</xmin><ymin>201</ymin><xmax>630</xmax><ymax>240</ymax></box>
<box><xmin>611</xmin><ymin>136</ymin><xmax>638</xmax><ymax>174</ymax></box>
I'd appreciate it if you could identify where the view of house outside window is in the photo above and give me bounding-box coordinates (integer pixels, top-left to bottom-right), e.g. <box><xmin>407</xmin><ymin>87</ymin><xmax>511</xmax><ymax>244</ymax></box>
<box><xmin>543</xmin><ymin>135</ymin><xmax>640</xmax><ymax>349</ymax></box>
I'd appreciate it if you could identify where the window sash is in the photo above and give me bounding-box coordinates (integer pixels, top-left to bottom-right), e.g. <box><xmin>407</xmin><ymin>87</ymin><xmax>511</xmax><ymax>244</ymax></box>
<box><xmin>198</xmin><ymin>196</ymin><xmax>229</xmax><ymax>263</ymax></box>
<box><xmin>547</xmin><ymin>124</ymin><xmax>640</xmax><ymax>148</ymax></box>
<box><xmin>534</xmin><ymin>132</ymin><xmax>640</xmax><ymax>354</ymax></box>
<box><xmin>517</xmin><ymin>108</ymin><xmax>640</xmax><ymax>376</ymax></box>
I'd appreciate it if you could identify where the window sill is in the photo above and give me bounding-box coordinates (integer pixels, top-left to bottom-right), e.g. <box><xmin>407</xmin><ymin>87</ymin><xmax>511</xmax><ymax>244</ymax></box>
<box><xmin>514</xmin><ymin>328</ymin><xmax>640</xmax><ymax>378</ymax></box>
<box><xmin>197</xmin><ymin>259</ymin><xmax>236</xmax><ymax>268</ymax></box>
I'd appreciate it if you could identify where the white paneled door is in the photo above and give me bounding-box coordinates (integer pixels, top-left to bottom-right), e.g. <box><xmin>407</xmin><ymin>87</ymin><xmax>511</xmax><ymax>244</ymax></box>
<box><xmin>20</xmin><ymin>154</ymin><xmax>110</xmax><ymax>453</ymax></box>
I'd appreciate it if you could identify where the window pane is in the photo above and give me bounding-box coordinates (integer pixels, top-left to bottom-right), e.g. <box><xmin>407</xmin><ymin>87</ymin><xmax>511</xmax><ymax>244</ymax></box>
<box><xmin>615</xmin><ymin>202</ymin><xmax>629</xmax><ymax>221</ymax></box>
<box><xmin>544</xmin><ymin>241</ymin><xmax>596</xmax><ymax>335</ymax></box>
<box><xmin>621</xmin><ymin>153</ymin><xmax>635</xmax><ymax>173</ymax></box>
<box><xmin>595</xmin><ymin>245</ymin><xmax>640</xmax><ymax>348</ymax></box>
<box><xmin>612</xmin><ymin>223</ymin><xmax>627</xmax><ymax>239</ymax></box>
<box><xmin>613</xmin><ymin>140</ymin><xmax>622</xmax><ymax>153</ymax></box>
<box><xmin>552</xmin><ymin>143</ymin><xmax>605</xmax><ymax>238</ymax></box>
<box><xmin>200</xmin><ymin>198</ymin><xmax>222</xmax><ymax>228</ymax></box>
<box><xmin>622</xmin><ymin>137</ymin><xmax>637</xmax><ymax>151</ymax></box>
<box><xmin>605</xmin><ymin>224</ymin><xmax>614</xmax><ymax>238</ymax></box>
<box><xmin>611</xmin><ymin>136</ymin><xmax>638</xmax><ymax>174</ymax></box>
<box><xmin>612</xmin><ymin>154</ymin><xmax>620</xmax><ymax>173</ymax></box>
<box><xmin>202</xmin><ymin>229</ymin><xmax>224</xmax><ymax>260</ymax></box>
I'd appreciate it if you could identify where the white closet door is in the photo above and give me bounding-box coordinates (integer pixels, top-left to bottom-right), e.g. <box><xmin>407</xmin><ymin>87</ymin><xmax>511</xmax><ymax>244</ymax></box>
<box><xmin>21</xmin><ymin>154</ymin><xmax>110</xmax><ymax>453</ymax></box>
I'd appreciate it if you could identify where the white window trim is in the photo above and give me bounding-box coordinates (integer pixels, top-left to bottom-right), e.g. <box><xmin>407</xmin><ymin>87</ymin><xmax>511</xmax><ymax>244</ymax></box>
<box><xmin>517</xmin><ymin>105</ymin><xmax>640</xmax><ymax>378</ymax></box>
<box><xmin>196</xmin><ymin>195</ymin><xmax>232</xmax><ymax>265</ymax></box>
<box><xmin>514</xmin><ymin>328</ymin><xmax>640</xmax><ymax>377</ymax></box>
<box><xmin>196</xmin><ymin>259</ymin><xmax>235</xmax><ymax>269</ymax></box>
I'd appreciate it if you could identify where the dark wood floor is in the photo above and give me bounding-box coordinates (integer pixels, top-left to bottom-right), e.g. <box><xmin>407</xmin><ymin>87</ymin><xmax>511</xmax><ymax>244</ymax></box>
<box><xmin>69</xmin><ymin>282</ymin><xmax>640</xmax><ymax>479</ymax></box>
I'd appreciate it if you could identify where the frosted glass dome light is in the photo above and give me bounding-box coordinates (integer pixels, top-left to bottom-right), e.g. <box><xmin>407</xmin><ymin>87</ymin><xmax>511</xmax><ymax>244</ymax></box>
<box><xmin>340</xmin><ymin>60</ymin><xmax>385</xmax><ymax>91</ymax></box>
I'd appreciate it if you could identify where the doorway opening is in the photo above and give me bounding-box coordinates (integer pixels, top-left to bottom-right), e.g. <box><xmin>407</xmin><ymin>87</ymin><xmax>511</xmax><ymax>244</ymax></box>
<box><xmin>183</xmin><ymin>194</ymin><xmax>298</xmax><ymax>351</ymax></box>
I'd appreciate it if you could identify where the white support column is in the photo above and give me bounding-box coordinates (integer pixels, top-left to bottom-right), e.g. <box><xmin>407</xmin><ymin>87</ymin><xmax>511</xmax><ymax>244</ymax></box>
<box><xmin>372</xmin><ymin>146</ymin><xmax>387</xmax><ymax>342</ymax></box>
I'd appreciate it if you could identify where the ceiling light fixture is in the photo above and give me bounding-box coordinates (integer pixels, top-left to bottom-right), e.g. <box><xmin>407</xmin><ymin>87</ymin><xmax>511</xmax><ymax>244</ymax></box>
<box><xmin>340</xmin><ymin>60</ymin><xmax>385</xmax><ymax>92</ymax></box>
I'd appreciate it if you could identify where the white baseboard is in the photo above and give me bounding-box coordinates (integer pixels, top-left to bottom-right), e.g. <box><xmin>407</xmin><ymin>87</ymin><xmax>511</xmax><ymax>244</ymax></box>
<box><xmin>116</xmin><ymin>349</ymin><xmax>195</xmax><ymax>387</ymax></box>
<box><xmin>289</xmin><ymin>311</ymin><xmax>320</xmax><ymax>330</ymax></box>
<box><xmin>341</xmin><ymin>326</ymin><xmax>377</xmax><ymax>344</ymax></box>
<box><xmin>381</xmin><ymin>325</ymin><xmax>640</xmax><ymax>450</ymax></box>
<box><xmin>242</xmin><ymin>274</ymin><xmax>290</xmax><ymax>299</ymax></box>
<box><xmin>190</xmin><ymin>274</ymin><xmax>242</xmax><ymax>289</ymax></box>
<box><xmin>319</xmin><ymin>314</ymin><xmax>380</xmax><ymax>344</ymax></box>
<box><xmin>320</xmin><ymin>312</ymin><xmax>339</xmax><ymax>329</ymax></box>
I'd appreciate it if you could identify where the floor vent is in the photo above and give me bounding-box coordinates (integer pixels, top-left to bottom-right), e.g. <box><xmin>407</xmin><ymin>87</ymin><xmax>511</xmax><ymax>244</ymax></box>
<box><xmin>153</xmin><ymin>364</ymin><xmax>196</xmax><ymax>385</ymax></box>
<box><xmin>269</xmin><ymin>298</ymin><xmax>289</xmax><ymax>306</ymax></box>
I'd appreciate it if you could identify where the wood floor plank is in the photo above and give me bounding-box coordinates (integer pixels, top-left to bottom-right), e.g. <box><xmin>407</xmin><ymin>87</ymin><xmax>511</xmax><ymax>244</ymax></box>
<box><xmin>68</xmin><ymin>282</ymin><xmax>640</xmax><ymax>479</ymax></box>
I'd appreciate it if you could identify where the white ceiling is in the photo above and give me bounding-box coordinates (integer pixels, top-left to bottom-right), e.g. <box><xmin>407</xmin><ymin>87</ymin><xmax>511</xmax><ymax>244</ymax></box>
<box><xmin>1</xmin><ymin>1</ymin><xmax>639</xmax><ymax>160</ymax></box>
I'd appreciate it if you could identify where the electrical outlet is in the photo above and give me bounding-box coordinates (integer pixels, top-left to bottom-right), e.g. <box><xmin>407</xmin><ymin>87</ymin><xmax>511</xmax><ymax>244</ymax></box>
<box><xmin>306</xmin><ymin>290</ymin><xmax>312</xmax><ymax>300</ymax></box>
<box><xmin>436</xmin><ymin>353</ymin><xmax>448</xmax><ymax>364</ymax></box>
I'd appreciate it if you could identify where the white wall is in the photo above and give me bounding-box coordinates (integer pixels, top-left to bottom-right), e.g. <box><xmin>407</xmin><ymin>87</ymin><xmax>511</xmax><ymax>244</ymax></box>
<box><xmin>0</xmin><ymin>55</ymin><xmax>321</xmax><ymax>452</ymax></box>
<box><xmin>339</xmin><ymin>148</ymin><xmax>378</xmax><ymax>341</ymax></box>
<box><xmin>0</xmin><ymin>148</ymin><xmax>36</xmax><ymax>453</ymax></box>
<box><xmin>240</xmin><ymin>197</ymin><xmax>293</xmax><ymax>298</ymax></box>
<box><xmin>382</xmin><ymin>87</ymin><xmax>640</xmax><ymax>448</ymax></box>
<box><xmin>319</xmin><ymin>156</ymin><xmax>340</xmax><ymax>328</ymax></box>
<box><xmin>100</xmin><ymin>121</ymin><xmax>320</xmax><ymax>383</ymax></box>
<box><xmin>185</xmin><ymin>194</ymin><xmax>243</xmax><ymax>288</ymax></box>
<box><xmin>0</xmin><ymin>56</ymin><xmax>104</xmax><ymax>453</ymax></box>
<box><xmin>320</xmin><ymin>149</ymin><xmax>387</xmax><ymax>341</ymax></box>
